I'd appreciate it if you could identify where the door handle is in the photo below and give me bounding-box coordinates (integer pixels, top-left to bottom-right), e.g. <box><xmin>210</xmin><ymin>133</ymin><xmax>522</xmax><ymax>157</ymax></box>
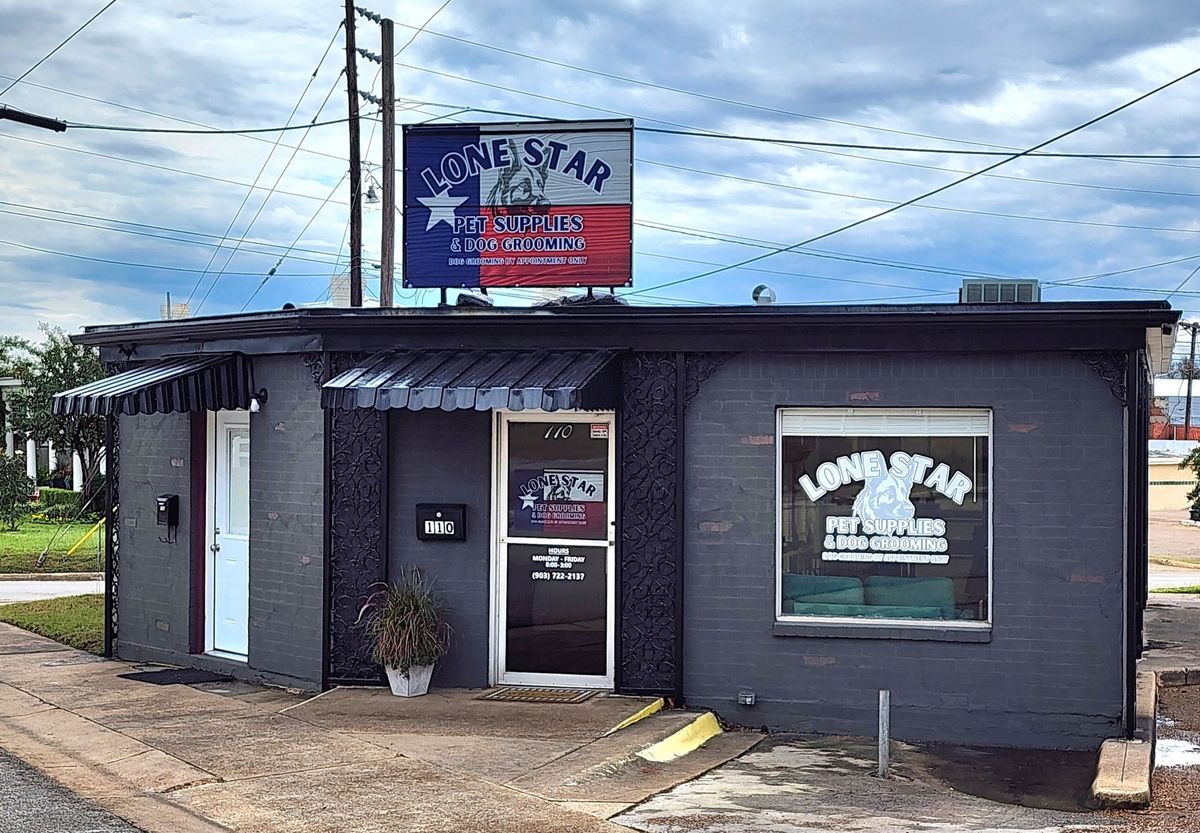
<box><xmin>211</xmin><ymin>527</ymin><xmax>221</xmax><ymax>553</ymax></box>
<box><xmin>210</xmin><ymin>542</ymin><xmax>221</xmax><ymax>553</ymax></box>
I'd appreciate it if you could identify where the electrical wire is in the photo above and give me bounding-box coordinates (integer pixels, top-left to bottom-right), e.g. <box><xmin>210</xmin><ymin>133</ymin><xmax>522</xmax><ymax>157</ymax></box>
<box><xmin>389</xmin><ymin>22</ymin><xmax>1016</xmax><ymax>150</ymax></box>
<box><xmin>634</xmin><ymin>127</ymin><xmax>1200</xmax><ymax>160</ymax></box>
<box><xmin>637</xmin><ymin>158</ymin><xmax>1200</xmax><ymax>236</ymax></box>
<box><xmin>0</xmin><ymin>73</ymin><xmax>348</xmax><ymax>163</ymax></box>
<box><xmin>196</xmin><ymin>67</ymin><xmax>348</xmax><ymax>314</ymax></box>
<box><xmin>0</xmin><ymin>131</ymin><xmax>345</xmax><ymax>204</ymax></box>
<box><xmin>241</xmin><ymin>171</ymin><xmax>350</xmax><ymax>311</ymax></box>
<box><xmin>0</xmin><ymin>200</ymin><xmax>347</xmax><ymax>262</ymax></box>
<box><xmin>186</xmin><ymin>23</ymin><xmax>345</xmax><ymax>312</ymax></box>
<box><xmin>0</xmin><ymin>238</ymin><xmax>344</xmax><ymax>277</ymax></box>
<box><xmin>624</xmin><ymin>63</ymin><xmax>1200</xmax><ymax>298</ymax></box>
<box><xmin>65</xmin><ymin>114</ymin><xmax>361</xmax><ymax>134</ymax></box>
<box><xmin>0</xmin><ymin>0</ymin><xmax>119</xmax><ymax>97</ymax></box>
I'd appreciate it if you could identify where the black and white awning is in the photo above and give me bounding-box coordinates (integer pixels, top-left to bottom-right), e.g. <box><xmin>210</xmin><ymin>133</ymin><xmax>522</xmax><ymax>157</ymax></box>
<box><xmin>321</xmin><ymin>349</ymin><xmax>617</xmax><ymax>412</ymax></box>
<box><xmin>52</xmin><ymin>353</ymin><xmax>253</xmax><ymax>417</ymax></box>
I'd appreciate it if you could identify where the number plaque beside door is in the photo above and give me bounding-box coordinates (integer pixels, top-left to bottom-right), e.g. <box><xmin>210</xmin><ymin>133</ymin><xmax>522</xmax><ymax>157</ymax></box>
<box><xmin>416</xmin><ymin>504</ymin><xmax>467</xmax><ymax>541</ymax></box>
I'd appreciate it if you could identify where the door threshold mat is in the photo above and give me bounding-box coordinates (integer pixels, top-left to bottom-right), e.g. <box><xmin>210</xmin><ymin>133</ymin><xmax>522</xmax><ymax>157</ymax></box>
<box><xmin>476</xmin><ymin>686</ymin><xmax>600</xmax><ymax>704</ymax></box>
<box><xmin>118</xmin><ymin>668</ymin><xmax>234</xmax><ymax>686</ymax></box>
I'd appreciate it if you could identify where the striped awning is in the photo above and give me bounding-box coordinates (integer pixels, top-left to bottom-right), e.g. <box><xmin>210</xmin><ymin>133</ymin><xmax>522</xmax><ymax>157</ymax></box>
<box><xmin>321</xmin><ymin>350</ymin><xmax>617</xmax><ymax>412</ymax></box>
<box><xmin>52</xmin><ymin>354</ymin><xmax>253</xmax><ymax>417</ymax></box>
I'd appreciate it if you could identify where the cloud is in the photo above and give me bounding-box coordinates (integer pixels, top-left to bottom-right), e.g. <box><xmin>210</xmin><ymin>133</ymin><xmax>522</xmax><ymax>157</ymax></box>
<box><xmin>3</xmin><ymin>0</ymin><xmax>1200</xmax><ymax>328</ymax></box>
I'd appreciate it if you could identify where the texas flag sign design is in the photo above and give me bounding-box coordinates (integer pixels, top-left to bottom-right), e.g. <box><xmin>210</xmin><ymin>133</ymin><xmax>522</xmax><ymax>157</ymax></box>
<box><xmin>403</xmin><ymin>119</ymin><xmax>633</xmax><ymax>288</ymax></box>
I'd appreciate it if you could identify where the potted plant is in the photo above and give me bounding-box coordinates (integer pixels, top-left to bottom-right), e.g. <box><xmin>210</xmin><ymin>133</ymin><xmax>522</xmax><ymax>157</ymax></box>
<box><xmin>358</xmin><ymin>568</ymin><xmax>450</xmax><ymax>697</ymax></box>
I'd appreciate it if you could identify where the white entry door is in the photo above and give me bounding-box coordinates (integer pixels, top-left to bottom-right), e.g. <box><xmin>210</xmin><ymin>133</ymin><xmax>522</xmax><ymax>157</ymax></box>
<box><xmin>208</xmin><ymin>411</ymin><xmax>250</xmax><ymax>658</ymax></box>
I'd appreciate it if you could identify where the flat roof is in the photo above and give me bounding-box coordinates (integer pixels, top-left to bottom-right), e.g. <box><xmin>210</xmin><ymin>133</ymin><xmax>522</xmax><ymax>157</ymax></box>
<box><xmin>70</xmin><ymin>300</ymin><xmax>1180</xmax><ymax>371</ymax></box>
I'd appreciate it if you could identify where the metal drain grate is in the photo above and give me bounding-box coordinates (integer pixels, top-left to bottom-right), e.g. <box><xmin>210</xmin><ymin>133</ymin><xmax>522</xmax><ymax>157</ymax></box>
<box><xmin>476</xmin><ymin>686</ymin><xmax>599</xmax><ymax>704</ymax></box>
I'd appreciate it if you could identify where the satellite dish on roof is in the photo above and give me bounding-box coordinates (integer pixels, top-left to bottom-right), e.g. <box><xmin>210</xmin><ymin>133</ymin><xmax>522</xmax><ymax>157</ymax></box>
<box><xmin>752</xmin><ymin>284</ymin><xmax>776</xmax><ymax>305</ymax></box>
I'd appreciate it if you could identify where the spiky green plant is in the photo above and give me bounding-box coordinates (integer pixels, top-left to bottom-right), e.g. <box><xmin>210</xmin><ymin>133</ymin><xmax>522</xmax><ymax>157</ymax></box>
<box><xmin>358</xmin><ymin>568</ymin><xmax>450</xmax><ymax>673</ymax></box>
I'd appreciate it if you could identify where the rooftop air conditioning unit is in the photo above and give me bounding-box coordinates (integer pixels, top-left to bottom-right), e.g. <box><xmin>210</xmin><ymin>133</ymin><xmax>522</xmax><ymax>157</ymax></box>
<box><xmin>959</xmin><ymin>278</ymin><xmax>1041</xmax><ymax>304</ymax></box>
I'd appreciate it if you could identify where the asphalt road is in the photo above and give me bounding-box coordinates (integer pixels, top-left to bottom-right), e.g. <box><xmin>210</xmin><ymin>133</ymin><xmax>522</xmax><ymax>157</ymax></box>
<box><xmin>0</xmin><ymin>580</ymin><xmax>103</xmax><ymax>604</ymax></box>
<box><xmin>0</xmin><ymin>749</ymin><xmax>142</xmax><ymax>832</ymax></box>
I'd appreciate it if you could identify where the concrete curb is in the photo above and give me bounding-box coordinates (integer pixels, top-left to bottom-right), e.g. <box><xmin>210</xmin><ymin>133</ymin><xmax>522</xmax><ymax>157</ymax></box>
<box><xmin>636</xmin><ymin>712</ymin><xmax>722</xmax><ymax>763</ymax></box>
<box><xmin>1149</xmin><ymin>555</ymin><xmax>1200</xmax><ymax>570</ymax></box>
<box><xmin>1089</xmin><ymin>670</ymin><xmax>1157</xmax><ymax>809</ymax></box>
<box><xmin>1158</xmin><ymin>667</ymin><xmax>1200</xmax><ymax>687</ymax></box>
<box><xmin>0</xmin><ymin>572</ymin><xmax>103</xmax><ymax>582</ymax></box>
<box><xmin>604</xmin><ymin>697</ymin><xmax>664</xmax><ymax>736</ymax></box>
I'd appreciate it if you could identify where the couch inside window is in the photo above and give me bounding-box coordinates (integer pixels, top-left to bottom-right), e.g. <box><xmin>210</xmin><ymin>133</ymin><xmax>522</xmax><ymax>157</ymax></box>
<box><xmin>781</xmin><ymin>573</ymin><xmax>976</xmax><ymax>620</ymax></box>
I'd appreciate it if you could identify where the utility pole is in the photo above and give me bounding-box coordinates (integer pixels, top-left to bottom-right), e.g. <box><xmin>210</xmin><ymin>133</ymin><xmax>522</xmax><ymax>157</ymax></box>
<box><xmin>343</xmin><ymin>0</ymin><xmax>363</xmax><ymax>307</ymax></box>
<box><xmin>1184</xmin><ymin>322</ymin><xmax>1198</xmax><ymax>440</ymax></box>
<box><xmin>379</xmin><ymin>17</ymin><xmax>395</xmax><ymax>307</ymax></box>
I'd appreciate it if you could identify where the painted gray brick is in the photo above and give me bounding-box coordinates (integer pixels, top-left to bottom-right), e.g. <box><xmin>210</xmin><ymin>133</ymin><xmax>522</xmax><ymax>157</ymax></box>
<box><xmin>682</xmin><ymin>352</ymin><xmax>1126</xmax><ymax>750</ymax></box>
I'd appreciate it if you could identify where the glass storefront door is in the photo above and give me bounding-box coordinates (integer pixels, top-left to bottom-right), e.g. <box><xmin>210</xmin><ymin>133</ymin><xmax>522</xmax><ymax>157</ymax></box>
<box><xmin>496</xmin><ymin>413</ymin><xmax>615</xmax><ymax>688</ymax></box>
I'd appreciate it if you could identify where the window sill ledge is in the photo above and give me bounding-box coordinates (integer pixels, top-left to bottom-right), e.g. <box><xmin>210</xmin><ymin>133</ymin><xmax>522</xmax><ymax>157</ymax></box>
<box><xmin>773</xmin><ymin>621</ymin><xmax>992</xmax><ymax>642</ymax></box>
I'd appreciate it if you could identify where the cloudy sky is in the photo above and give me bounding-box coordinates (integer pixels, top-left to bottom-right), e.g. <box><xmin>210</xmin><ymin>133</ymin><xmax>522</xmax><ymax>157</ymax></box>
<box><xmin>3</xmin><ymin>0</ymin><xmax>1200</xmax><ymax>340</ymax></box>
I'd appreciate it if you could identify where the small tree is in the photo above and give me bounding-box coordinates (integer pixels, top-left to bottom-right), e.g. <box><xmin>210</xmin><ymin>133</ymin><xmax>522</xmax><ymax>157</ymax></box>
<box><xmin>0</xmin><ymin>455</ymin><xmax>33</xmax><ymax>531</ymax></box>
<box><xmin>7</xmin><ymin>326</ymin><xmax>105</xmax><ymax>499</ymax></box>
<box><xmin>1181</xmin><ymin>447</ymin><xmax>1200</xmax><ymax>518</ymax></box>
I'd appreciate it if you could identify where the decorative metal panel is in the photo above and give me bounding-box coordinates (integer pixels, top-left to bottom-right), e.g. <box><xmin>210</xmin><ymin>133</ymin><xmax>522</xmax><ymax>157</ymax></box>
<box><xmin>618</xmin><ymin>352</ymin><xmax>683</xmax><ymax>696</ymax></box>
<box><xmin>103</xmin><ymin>413</ymin><xmax>121</xmax><ymax>657</ymax></box>
<box><xmin>327</xmin><ymin>404</ymin><xmax>388</xmax><ymax>684</ymax></box>
<box><xmin>1080</xmin><ymin>351</ymin><xmax>1129</xmax><ymax>406</ymax></box>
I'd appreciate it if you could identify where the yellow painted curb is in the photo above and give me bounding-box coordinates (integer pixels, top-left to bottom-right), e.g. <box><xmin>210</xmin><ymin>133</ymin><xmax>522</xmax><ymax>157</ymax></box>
<box><xmin>636</xmin><ymin>711</ymin><xmax>722</xmax><ymax>763</ymax></box>
<box><xmin>604</xmin><ymin>697</ymin><xmax>664</xmax><ymax>736</ymax></box>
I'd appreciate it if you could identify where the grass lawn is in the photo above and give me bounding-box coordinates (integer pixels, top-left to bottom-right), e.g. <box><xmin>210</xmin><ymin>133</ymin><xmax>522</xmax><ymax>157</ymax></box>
<box><xmin>0</xmin><ymin>594</ymin><xmax>104</xmax><ymax>654</ymax></box>
<box><xmin>0</xmin><ymin>519</ymin><xmax>103</xmax><ymax>573</ymax></box>
<box><xmin>1153</xmin><ymin>585</ymin><xmax>1200</xmax><ymax>594</ymax></box>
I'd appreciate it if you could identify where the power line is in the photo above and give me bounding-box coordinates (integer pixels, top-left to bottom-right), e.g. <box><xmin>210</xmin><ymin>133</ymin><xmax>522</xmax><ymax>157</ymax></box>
<box><xmin>0</xmin><ymin>0</ymin><xmax>119</xmax><ymax>98</ymax></box>
<box><xmin>196</xmin><ymin>60</ymin><xmax>348</xmax><ymax>314</ymax></box>
<box><xmin>390</xmin><ymin>23</ymin><xmax>1035</xmax><ymax>151</ymax></box>
<box><xmin>0</xmin><ymin>199</ymin><xmax>347</xmax><ymax>260</ymax></box>
<box><xmin>64</xmin><ymin>113</ymin><xmax>362</xmax><ymax>134</ymax></box>
<box><xmin>0</xmin><ymin>73</ymin><xmax>348</xmax><ymax>163</ymax></box>
<box><xmin>0</xmin><ymin>238</ymin><xmax>342</xmax><ymax>277</ymax></box>
<box><xmin>241</xmin><ymin>172</ymin><xmax>350</xmax><ymax>311</ymax></box>
<box><xmin>0</xmin><ymin>205</ymin><xmax>348</xmax><ymax>266</ymax></box>
<box><xmin>626</xmin><ymin>63</ymin><xmax>1200</xmax><ymax>298</ymax></box>
<box><xmin>0</xmin><ymin>131</ymin><xmax>344</xmax><ymax>204</ymax></box>
<box><xmin>638</xmin><ymin>157</ymin><xmax>1200</xmax><ymax>235</ymax></box>
<box><xmin>634</xmin><ymin>126</ymin><xmax>1200</xmax><ymax>160</ymax></box>
<box><xmin>187</xmin><ymin>23</ymin><xmax>346</xmax><ymax>312</ymax></box>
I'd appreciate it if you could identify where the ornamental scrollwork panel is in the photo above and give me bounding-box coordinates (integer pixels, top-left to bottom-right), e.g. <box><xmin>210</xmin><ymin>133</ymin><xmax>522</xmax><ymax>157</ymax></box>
<box><xmin>327</xmin><ymin>406</ymin><xmax>387</xmax><ymax>683</ymax></box>
<box><xmin>1079</xmin><ymin>351</ymin><xmax>1129</xmax><ymax>407</ymax></box>
<box><xmin>618</xmin><ymin>352</ymin><xmax>681</xmax><ymax>696</ymax></box>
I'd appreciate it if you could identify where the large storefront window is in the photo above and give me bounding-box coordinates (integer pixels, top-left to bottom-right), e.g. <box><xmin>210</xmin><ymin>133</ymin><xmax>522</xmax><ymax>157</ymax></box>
<box><xmin>778</xmin><ymin>408</ymin><xmax>991</xmax><ymax>625</ymax></box>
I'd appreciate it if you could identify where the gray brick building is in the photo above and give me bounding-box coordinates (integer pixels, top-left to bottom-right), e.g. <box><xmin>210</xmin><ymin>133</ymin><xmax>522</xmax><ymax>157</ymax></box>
<box><xmin>54</xmin><ymin>301</ymin><xmax>1175</xmax><ymax>750</ymax></box>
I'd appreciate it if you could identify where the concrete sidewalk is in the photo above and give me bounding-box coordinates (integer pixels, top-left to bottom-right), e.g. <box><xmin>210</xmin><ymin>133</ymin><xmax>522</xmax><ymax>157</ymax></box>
<box><xmin>0</xmin><ymin>623</ymin><xmax>752</xmax><ymax>833</ymax></box>
<box><xmin>0</xmin><ymin>579</ymin><xmax>103</xmax><ymax>604</ymax></box>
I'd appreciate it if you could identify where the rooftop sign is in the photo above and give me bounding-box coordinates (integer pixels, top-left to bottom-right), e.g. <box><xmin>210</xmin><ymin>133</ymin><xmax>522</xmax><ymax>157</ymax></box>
<box><xmin>403</xmin><ymin>119</ymin><xmax>633</xmax><ymax>289</ymax></box>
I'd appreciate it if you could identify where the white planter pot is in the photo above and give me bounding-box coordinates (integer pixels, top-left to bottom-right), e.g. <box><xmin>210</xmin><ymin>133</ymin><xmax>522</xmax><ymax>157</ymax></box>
<box><xmin>385</xmin><ymin>664</ymin><xmax>434</xmax><ymax>697</ymax></box>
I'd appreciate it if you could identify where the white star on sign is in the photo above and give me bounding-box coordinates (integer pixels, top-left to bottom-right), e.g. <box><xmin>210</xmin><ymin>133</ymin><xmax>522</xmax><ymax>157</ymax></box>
<box><xmin>519</xmin><ymin>491</ymin><xmax>538</xmax><ymax>510</ymax></box>
<box><xmin>418</xmin><ymin>189</ymin><xmax>468</xmax><ymax>230</ymax></box>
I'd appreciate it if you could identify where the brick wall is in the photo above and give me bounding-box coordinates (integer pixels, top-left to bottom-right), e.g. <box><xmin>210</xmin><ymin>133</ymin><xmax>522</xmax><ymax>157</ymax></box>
<box><xmin>114</xmin><ymin>412</ymin><xmax>192</xmax><ymax>655</ymax></box>
<box><xmin>114</xmin><ymin>355</ymin><xmax>326</xmax><ymax>690</ymax></box>
<box><xmin>682</xmin><ymin>352</ymin><xmax>1126</xmax><ymax>750</ymax></box>
<box><xmin>388</xmin><ymin>409</ymin><xmax>492</xmax><ymax>688</ymax></box>
<box><xmin>246</xmin><ymin>356</ymin><xmax>326</xmax><ymax>688</ymax></box>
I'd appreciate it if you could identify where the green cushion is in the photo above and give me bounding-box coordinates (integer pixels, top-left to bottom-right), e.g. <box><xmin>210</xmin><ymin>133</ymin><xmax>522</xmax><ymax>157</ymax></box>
<box><xmin>864</xmin><ymin>576</ymin><xmax>956</xmax><ymax>618</ymax></box>
<box><xmin>782</xmin><ymin>574</ymin><xmax>864</xmax><ymax>606</ymax></box>
<box><xmin>788</xmin><ymin>602</ymin><xmax>947</xmax><ymax>619</ymax></box>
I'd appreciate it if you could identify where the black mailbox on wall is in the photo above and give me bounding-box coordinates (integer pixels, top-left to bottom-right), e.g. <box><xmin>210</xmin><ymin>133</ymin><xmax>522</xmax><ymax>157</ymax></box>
<box><xmin>415</xmin><ymin>504</ymin><xmax>466</xmax><ymax>541</ymax></box>
<box><xmin>156</xmin><ymin>494</ymin><xmax>179</xmax><ymax>528</ymax></box>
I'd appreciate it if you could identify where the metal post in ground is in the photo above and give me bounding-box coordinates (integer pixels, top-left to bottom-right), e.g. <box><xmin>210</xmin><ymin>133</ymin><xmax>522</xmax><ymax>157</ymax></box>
<box><xmin>878</xmin><ymin>690</ymin><xmax>890</xmax><ymax>778</ymax></box>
